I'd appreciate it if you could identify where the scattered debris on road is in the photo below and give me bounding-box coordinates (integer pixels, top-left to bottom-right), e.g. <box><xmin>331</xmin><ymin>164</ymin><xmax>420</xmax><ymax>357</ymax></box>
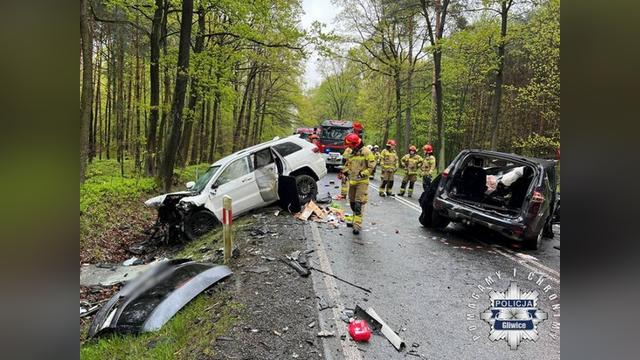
<box><xmin>122</xmin><ymin>256</ymin><xmax>143</xmax><ymax>266</ymax></box>
<box><xmin>309</xmin><ymin>266</ymin><xmax>372</xmax><ymax>293</ymax></box>
<box><xmin>317</xmin><ymin>330</ymin><xmax>335</xmax><ymax>337</ymax></box>
<box><xmin>361</xmin><ymin>307</ymin><xmax>406</xmax><ymax>351</ymax></box>
<box><xmin>348</xmin><ymin>319</ymin><xmax>372</xmax><ymax>342</ymax></box>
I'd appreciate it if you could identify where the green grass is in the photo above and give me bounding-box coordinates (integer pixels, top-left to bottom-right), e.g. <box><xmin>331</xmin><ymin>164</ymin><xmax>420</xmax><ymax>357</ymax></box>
<box><xmin>175</xmin><ymin>216</ymin><xmax>253</xmax><ymax>261</ymax></box>
<box><xmin>80</xmin><ymin>292</ymin><xmax>243</xmax><ymax>359</ymax></box>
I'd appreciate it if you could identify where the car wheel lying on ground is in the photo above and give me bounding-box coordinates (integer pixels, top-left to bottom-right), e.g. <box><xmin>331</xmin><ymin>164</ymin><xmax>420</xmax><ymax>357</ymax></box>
<box><xmin>419</xmin><ymin>150</ymin><xmax>559</xmax><ymax>250</ymax></box>
<box><xmin>144</xmin><ymin>135</ymin><xmax>327</xmax><ymax>241</ymax></box>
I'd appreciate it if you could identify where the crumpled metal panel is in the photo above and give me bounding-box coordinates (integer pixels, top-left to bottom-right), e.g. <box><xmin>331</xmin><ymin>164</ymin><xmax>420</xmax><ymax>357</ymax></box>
<box><xmin>88</xmin><ymin>259</ymin><xmax>232</xmax><ymax>338</ymax></box>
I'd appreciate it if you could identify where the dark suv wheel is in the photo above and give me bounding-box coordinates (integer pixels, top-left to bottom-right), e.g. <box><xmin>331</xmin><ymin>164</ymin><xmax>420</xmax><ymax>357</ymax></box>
<box><xmin>295</xmin><ymin>174</ymin><xmax>318</xmax><ymax>204</ymax></box>
<box><xmin>418</xmin><ymin>175</ymin><xmax>450</xmax><ymax>229</ymax></box>
<box><xmin>184</xmin><ymin>209</ymin><xmax>218</xmax><ymax>240</ymax></box>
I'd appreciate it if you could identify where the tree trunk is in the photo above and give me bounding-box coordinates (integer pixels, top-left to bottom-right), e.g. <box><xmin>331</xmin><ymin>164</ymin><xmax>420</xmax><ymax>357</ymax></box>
<box><xmin>92</xmin><ymin>38</ymin><xmax>102</xmax><ymax>162</ymax></box>
<box><xmin>433</xmin><ymin>50</ymin><xmax>445</xmax><ymax>171</ymax></box>
<box><xmin>209</xmin><ymin>89</ymin><xmax>220</xmax><ymax>162</ymax></box>
<box><xmin>489</xmin><ymin>1</ymin><xmax>510</xmax><ymax>151</ymax></box>
<box><xmin>242</xmin><ymin>72</ymin><xmax>257</xmax><ymax>148</ymax></box>
<box><xmin>116</xmin><ymin>26</ymin><xmax>126</xmax><ymax>177</ymax></box>
<box><xmin>233</xmin><ymin>67</ymin><xmax>256</xmax><ymax>151</ymax></box>
<box><xmin>134</xmin><ymin>14</ymin><xmax>142</xmax><ymax>173</ymax></box>
<box><xmin>159</xmin><ymin>0</ymin><xmax>194</xmax><ymax>191</ymax></box>
<box><xmin>394</xmin><ymin>70</ymin><xmax>403</xmax><ymax>155</ymax></box>
<box><xmin>404</xmin><ymin>16</ymin><xmax>414</xmax><ymax>152</ymax></box>
<box><xmin>157</xmin><ymin>7</ymin><xmax>170</xmax><ymax>171</ymax></box>
<box><xmin>178</xmin><ymin>6</ymin><xmax>205</xmax><ymax>167</ymax></box>
<box><xmin>145</xmin><ymin>0</ymin><xmax>163</xmax><ymax>175</ymax></box>
<box><xmin>193</xmin><ymin>99</ymin><xmax>205</xmax><ymax>163</ymax></box>
<box><xmin>80</xmin><ymin>0</ymin><xmax>93</xmax><ymax>183</ymax></box>
<box><xmin>252</xmin><ymin>71</ymin><xmax>265</xmax><ymax>144</ymax></box>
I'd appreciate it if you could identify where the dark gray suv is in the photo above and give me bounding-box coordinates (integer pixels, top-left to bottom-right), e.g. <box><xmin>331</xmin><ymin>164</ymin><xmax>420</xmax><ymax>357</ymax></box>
<box><xmin>419</xmin><ymin>150</ymin><xmax>558</xmax><ymax>250</ymax></box>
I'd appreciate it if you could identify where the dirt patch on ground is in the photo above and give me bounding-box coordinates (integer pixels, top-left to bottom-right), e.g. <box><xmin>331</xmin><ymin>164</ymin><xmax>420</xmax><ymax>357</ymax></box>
<box><xmin>211</xmin><ymin>207</ymin><xmax>325</xmax><ymax>359</ymax></box>
<box><xmin>80</xmin><ymin>195</ymin><xmax>156</xmax><ymax>265</ymax></box>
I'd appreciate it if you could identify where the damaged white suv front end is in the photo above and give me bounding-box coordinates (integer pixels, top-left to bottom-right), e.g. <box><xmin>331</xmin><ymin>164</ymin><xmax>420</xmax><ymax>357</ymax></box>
<box><xmin>144</xmin><ymin>135</ymin><xmax>327</xmax><ymax>241</ymax></box>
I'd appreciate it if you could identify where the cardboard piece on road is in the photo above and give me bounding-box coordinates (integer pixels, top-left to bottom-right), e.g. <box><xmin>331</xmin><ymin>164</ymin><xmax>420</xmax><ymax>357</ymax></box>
<box><xmin>296</xmin><ymin>200</ymin><xmax>327</xmax><ymax>221</ymax></box>
<box><xmin>296</xmin><ymin>205</ymin><xmax>314</xmax><ymax>221</ymax></box>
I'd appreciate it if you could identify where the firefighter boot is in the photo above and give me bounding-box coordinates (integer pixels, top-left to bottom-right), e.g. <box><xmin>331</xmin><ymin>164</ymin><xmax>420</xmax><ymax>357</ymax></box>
<box><xmin>347</xmin><ymin>201</ymin><xmax>356</xmax><ymax>228</ymax></box>
<box><xmin>408</xmin><ymin>181</ymin><xmax>415</xmax><ymax>197</ymax></box>
<box><xmin>379</xmin><ymin>180</ymin><xmax>387</xmax><ymax>196</ymax></box>
<box><xmin>398</xmin><ymin>180</ymin><xmax>408</xmax><ymax>196</ymax></box>
<box><xmin>352</xmin><ymin>202</ymin><xmax>363</xmax><ymax>235</ymax></box>
<box><xmin>386</xmin><ymin>180</ymin><xmax>395</xmax><ymax>196</ymax></box>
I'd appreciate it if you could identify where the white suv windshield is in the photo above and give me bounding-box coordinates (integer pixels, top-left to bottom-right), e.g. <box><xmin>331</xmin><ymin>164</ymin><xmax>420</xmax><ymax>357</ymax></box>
<box><xmin>193</xmin><ymin>166</ymin><xmax>221</xmax><ymax>192</ymax></box>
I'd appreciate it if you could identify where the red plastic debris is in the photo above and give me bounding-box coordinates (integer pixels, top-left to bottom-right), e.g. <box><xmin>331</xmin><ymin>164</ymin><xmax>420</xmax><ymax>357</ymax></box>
<box><xmin>348</xmin><ymin>319</ymin><xmax>371</xmax><ymax>342</ymax></box>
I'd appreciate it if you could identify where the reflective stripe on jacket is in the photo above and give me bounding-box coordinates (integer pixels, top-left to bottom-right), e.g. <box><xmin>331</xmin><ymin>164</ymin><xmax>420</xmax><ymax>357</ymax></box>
<box><xmin>401</xmin><ymin>154</ymin><xmax>423</xmax><ymax>175</ymax></box>
<box><xmin>347</xmin><ymin>146</ymin><xmax>376</xmax><ymax>185</ymax></box>
<box><xmin>379</xmin><ymin>149</ymin><xmax>398</xmax><ymax>170</ymax></box>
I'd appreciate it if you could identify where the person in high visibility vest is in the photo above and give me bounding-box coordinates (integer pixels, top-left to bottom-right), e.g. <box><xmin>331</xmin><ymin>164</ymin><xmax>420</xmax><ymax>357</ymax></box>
<box><xmin>398</xmin><ymin>145</ymin><xmax>423</xmax><ymax>197</ymax></box>
<box><xmin>337</xmin><ymin>146</ymin><xmax>352</xmax><ymax>199</ymax></box>
<box><xmin>378</xmin><ymin>140</ymin><xmax>398</xmax><ymax>196</ymax></box>
<box><xmin>371</xmin><ymin>145</ymin><xmax>380</xmax><ymax>179</ymax></box>
<box><xmin>342</xmin><ymin>133</ymin><xmax>376</xmax><ymax>234</ymax></box>
<box><xmin>421</xmin><ymin>144</ymin><xmax>436</xmax><ymax>191</ymax></box>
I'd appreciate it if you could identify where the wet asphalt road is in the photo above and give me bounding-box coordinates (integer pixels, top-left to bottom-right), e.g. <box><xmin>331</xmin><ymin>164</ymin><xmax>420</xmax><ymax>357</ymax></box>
<box><xmin>308</xmin><ymin>171</ymin><xmax>560</xmax><ymax>360</ymax></box>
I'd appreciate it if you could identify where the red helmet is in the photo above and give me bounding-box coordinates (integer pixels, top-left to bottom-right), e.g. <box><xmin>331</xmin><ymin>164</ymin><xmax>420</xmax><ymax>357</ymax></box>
<box><xmin>409</xmin><ymin>145</ymin><xmax>417</xmax><ymax>152</ymax></box>
<box><xmin>386</xmin><ymin>139</ymin><xmax>396</xmax><ymax>147</ymax></box>
<box><xmin>423</xmin><ymin>144</ymin><xmax>433</xmax><ymax>154</ymax></box>
<box><xmin>353</xmin><ymin>122</ymin><xmax>363</xmax><ymax>133</ymax></box>
<box><xmin>344</xmin><ymin>133</ymin><xmax>362</xmax><ymax>148</ymax></box>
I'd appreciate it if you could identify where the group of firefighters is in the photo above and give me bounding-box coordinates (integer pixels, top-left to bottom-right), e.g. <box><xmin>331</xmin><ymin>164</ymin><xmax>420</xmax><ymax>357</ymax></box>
<box><xmin>308</xmin><ymin>131</ymin><xmax>437</xmax><ymax>235</ymax></box>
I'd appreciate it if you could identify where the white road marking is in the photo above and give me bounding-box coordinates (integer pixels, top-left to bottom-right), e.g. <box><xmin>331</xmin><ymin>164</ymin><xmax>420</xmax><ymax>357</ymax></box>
<box><xmin>309</xmin><ymin>222</ymin><xmax>363</xmax><ymax>360</ymax></box>
<box><xmin>368</xmin><ymin>183</ymin><xmax>422</xmax><ymax>212</ymax></box>
<box><xmin>368</xmin><ymin>182</ymin><xmax>561</xmax><ymax>283</ymax></box>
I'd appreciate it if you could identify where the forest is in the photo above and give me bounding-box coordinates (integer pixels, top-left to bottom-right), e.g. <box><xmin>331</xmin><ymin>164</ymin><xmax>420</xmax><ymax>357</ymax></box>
<box><xmin>80</xmin><ymin>0</ymin><xmax>560</xmax><ymax>189</ymax></box>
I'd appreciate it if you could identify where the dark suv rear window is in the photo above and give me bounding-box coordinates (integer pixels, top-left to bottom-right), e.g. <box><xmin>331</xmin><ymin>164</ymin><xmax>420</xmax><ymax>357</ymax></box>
<box><xmin>273</xmin><ymin>142</ymin><xmax>302</xmax><ymax>157</ymax></box>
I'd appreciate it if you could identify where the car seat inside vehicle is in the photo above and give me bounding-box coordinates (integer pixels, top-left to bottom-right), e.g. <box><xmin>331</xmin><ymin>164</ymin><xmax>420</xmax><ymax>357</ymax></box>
<box><xmin>450</xmin><ymin>155</ymin><xmax>536</xmax><ymax>216</ymax></box>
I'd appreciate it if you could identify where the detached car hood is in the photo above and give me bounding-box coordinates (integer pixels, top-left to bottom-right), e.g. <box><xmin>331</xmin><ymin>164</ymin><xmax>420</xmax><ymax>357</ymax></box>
<box><xmin>88</xmin><ymin>259</ymin><xmax>232</xmax><ymax>337</ymax></box>
<box><xmin>144</xmin><ymin>191</ymin><xmax>194</xmax><ymax>207</ymax></box>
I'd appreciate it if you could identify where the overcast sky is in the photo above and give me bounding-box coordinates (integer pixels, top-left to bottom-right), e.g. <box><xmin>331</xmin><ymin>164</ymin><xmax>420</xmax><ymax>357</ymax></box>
<box><xmin>301</xmin><ymin>0</ymin><xmax>340</xmax><ymax>90</ymax></box>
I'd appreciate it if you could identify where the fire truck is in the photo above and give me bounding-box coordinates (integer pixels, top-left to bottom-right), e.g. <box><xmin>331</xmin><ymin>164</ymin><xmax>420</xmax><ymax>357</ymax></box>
<box><xmin>293</xmin><ymin>127</ymin><xmax>315</xmax><ymax>140</ymax></box>
<box><xmin>316</xmin><ymin>120</ymin><xmax>364</xmax><ymax>170</ymax></box>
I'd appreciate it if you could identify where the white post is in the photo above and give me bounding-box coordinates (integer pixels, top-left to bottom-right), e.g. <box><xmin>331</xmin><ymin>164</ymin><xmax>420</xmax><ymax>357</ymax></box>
<box><xmin>222</xmin><ymin>195</ymin><xmax>233</xmax><ymax>264</ymax></box>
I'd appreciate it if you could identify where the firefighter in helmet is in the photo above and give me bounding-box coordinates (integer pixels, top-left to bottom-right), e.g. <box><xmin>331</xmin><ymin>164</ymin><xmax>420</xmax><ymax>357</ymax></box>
<box><xmin>378</xmin><ymin>140</ymin><xmax>399</xmax><ymax>196</ymax></box>
<box><xmin>421</xmin><ymin>144</ymin><xmax>436</xmax><ymax>191</ymax></box>
<box><xmin>342</xmin><ymin>133</ymin><xmax>376</xmax><ymax>234</ymax></box>
<box><xmin>398</xmin><ymin>145</ymin><xmax>423</xmax><ymax>197</ymax></box>
<box><xmin>337</xmin><ymin>146</ymin><xmax>352</xmax><ymax>199</ymax></box>
<box><xmin>371</xmin><ymin>145</ymin><xmax>380</xmax><ymax>179</ymax></box>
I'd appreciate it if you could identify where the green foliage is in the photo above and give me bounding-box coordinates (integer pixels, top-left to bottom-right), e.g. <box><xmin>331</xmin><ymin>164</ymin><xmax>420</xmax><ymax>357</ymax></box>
<box><xmin>512</xmin><ymin>132</ymin><xmax>560</xmax><ymax>158</ymax></box>
<box><xmin>302</xmin><ymin>0</ymin><xmax>560</xmax><ymax>161</ymax></box>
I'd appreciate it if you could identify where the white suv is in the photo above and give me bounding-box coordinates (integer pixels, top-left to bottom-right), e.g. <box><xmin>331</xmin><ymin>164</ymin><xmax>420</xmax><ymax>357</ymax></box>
<box><xmin>145</xmin><ymin>135</ymin><xmax>327</xmax><ymax>239</ymax></box>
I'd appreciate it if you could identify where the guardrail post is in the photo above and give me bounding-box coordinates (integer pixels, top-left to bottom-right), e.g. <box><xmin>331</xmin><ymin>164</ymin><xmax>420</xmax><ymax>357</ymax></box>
<box><xmin>223</xmin><ymin>195</ymin><xmax>233</xmax><ymax>264</ymax></box>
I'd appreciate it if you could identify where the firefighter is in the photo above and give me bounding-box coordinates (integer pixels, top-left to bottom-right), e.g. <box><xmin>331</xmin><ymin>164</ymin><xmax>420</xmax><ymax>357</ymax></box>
<box><xmin>337</xmin><ymin>146</ymin><xmax>353</xmax><ymax>199</ymax></box>
<box><xmin>343</xmin><ymin>133</ymin><xmax>376</xmax><ymax>234</ymax></box>
<box><xmin>378</xmin><ymin>140</ymin><xmax>399</xmax><ymax>196</ymax></box>
<box><xmin>371</xmin><ymin>145</ymin><xmax>380</xmax><ymax>179</ymax></box>
<box><xmin>398</xmin><ymin>145</ymin><xmax>423</xmax><ymax>197</ymax></box>
<box><xmin>308</xmin><ymin>134</ymin><xmax>323</xmax><ymax>152</ymax></box>
<box><xmin>421</xmin><ymin>144</ymin><xmax>437</xmax><ymax>191</ymax></box>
